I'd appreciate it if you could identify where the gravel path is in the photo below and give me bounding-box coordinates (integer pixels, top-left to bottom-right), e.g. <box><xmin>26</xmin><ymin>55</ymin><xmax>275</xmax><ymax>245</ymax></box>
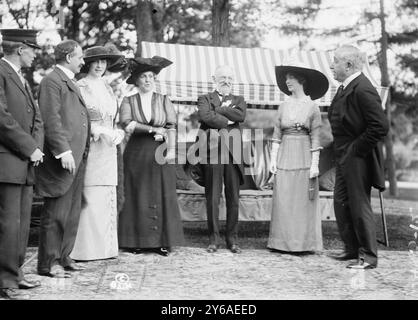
<box><xmin>11</xmin><ymin>246</ymin><xmax>418</xmax><ymax>300</ymax></box>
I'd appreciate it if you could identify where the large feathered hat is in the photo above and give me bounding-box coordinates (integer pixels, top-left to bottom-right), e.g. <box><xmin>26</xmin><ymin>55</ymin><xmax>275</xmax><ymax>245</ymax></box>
<box><xmin>126</xmin><ymin>56</ymin><xmax>172</xmax><ymax>85</ymax></box>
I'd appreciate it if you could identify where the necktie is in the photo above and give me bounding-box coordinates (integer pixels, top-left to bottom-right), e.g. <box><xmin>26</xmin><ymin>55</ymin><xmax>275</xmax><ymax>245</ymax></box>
<box><xmin>18</xmin><ymin>70</ymin><xmax>31</xmax><ymax>96</ymax></box>
<box><xmin>334</xmin><ymin>84</ymin><xmax>344</xmax><ymax>100</ymax></box>
<box><xmin>17</xmin><ymin>69</ymin><xmax>26</xmax><ymax>86</ymax></box>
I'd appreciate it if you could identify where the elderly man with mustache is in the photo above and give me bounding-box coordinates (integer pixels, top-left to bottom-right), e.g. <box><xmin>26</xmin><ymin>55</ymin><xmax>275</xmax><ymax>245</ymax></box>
<box><xmin>196</xmin><ymin>65</ymin><xmax>247</xmax><ymax>254</ymax></box>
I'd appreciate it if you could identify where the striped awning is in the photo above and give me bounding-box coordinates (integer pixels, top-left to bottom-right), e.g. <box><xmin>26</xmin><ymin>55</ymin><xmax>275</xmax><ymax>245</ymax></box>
<box><xmin>141</xmin><ymin>41</ymin><xmax>388</xmax><ymax>108</ymax></box>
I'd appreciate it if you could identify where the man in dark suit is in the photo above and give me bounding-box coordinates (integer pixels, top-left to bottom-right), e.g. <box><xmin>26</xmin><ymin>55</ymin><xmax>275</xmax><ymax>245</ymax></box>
<box><xmin>36</xmin><ymin>40</ymin><xmax>89</xmax><ymax>278</ymax></box>
<box><xmin>197</xmin><ymin>65</ymin><xmax>247</xmax><ymax>254</ymax></box>
<box><xmin>0</xmin><ymin>29</ymin><xmax>44</xmax><ymax>299</ymax></box>
<box><xmin>328</xmin><ymin>45</ymin><xmax>389</xmax><ymax>269</ymax></box>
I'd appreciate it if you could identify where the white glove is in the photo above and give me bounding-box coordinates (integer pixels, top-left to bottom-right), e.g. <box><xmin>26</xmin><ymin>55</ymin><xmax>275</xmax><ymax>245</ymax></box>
<box><xmin>91</xmin><ymin>126</ymin><xmax>113</xmax><ymax>142</ymax></box>
<box><xmin>91</xmin><ymin>126</ymin><xmax>102</xmax><ymax>142</ymax></box>
<box><xmin>269</xmin><ymin>142</ymin><xmax>280</xmax><ymax>174</ymax></box>
<box><xmin>112</xmin><ymin>129</ymin><xmax>125</xmax><ymax>145</ymax></box>
<box><xmin>125</xmin><ymin>121</ymin><xmax>137</xmax><ymax>135</ymax></box>
<box><xmin>309</xmin><ymin>150</ymin><xmax>320</xmax><ymax>178</ymax></box>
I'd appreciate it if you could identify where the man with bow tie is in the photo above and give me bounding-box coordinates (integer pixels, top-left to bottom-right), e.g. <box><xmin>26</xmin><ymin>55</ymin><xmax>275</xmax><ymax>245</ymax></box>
<box><xmin>197</xmin><ymin>65</ymin><xmax>247</xmax><ymax>254</ymax></box>
<box><xmin>328</xmin><ymin>45</ymin><xmax>389</xmax><ymax>269</ymax></box>
<box><xmin>0</xmin><ymin>29</ymin><xmax>44</xmax><ymax>299</ymax></box>
<box><xmin>35</xmin><ymin>40</ymin><xmax>90</xmax><ymax>278</ymax></box>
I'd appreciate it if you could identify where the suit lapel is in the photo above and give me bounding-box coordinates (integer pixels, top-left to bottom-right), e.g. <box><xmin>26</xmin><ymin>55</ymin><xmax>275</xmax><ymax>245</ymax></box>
<box><xmin>25</xmin><ymin>82</ymin><xmax>37</xmax><ymax>109</ymax></box>
<box><xmin>329</xmin><ymin>73</ymin><xmax>363</xmax><ymax>119</ymax></box>
<box><xmin>339</xmin><ymin>74</ymin><xmax>362</xmax><ymax>101</ymax></box>
<box><xmin>54</xmin><ymin>67</ymin><xmax>87</xmax><ymax>107</ymax></box>
<box><xmin>0</xmin><ymin>60</ymin><xmax>28</xmax><ymax>97</ymax></box>
<box><xmin>1</xmin><ymin>60</ymin><xmax>37</xmax><ymax>110</ymax></box>
<box><xmin>209</xmin><ymin>91</ymin><xmax>221</xmax><ymax>107</ymax></box>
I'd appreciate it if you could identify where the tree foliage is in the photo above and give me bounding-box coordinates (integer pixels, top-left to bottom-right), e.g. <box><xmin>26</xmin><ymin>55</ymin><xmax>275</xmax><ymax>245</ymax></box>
<box><xmin>262</xmin><ymin>0</ymin><xmax>323</xmax><ymax>49</ymax></box>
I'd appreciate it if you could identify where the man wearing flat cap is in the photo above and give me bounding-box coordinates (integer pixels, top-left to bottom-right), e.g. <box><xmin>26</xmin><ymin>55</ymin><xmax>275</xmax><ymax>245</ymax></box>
<box><xmin>0</xmin><ymin>29</ymin><xmax>44</xmax><ymax>299</ymax></box>
<box><xmin>36</xmin><ymin>40</ymin><xmax>89</xmax><ymax>278</ymax></box>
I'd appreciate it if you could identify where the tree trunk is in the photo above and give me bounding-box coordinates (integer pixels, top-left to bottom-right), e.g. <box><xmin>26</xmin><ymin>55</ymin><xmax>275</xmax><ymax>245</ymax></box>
<box><xmin>379</xmin><ymin>0</ymin><xmax>398</xmax><ymax>196</ymax></box>
<box><xmin>57</xmin><ymin>0</ymin><xmax>82</xmax><ymax>42</ymax></box>
<box><xmin>212</xmin><ymin>0</ymin><xmax>230</xmax><ymax>47</ymax></box>
<box><xmin>136</xmin><ymin>0</ymin><xmax>156</xmax><ymax>57</ymax></box>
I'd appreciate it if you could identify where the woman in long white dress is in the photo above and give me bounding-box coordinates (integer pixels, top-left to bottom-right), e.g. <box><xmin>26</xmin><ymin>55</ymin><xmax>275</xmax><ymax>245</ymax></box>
<box><xmin>70</xmin><ymin>45</ymin><xmax>125</xmax><ymax>261</ymax></box>
<box><xmin>268</xmin><ymin>60</ymin><xmax>329</xmax><ymax>253</ymax></box>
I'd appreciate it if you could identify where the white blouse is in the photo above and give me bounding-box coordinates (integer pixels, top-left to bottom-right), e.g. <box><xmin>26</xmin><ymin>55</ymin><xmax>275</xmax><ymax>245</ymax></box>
<box><xmin>139</xmin><ymin>90</ymin><xmax>154</xmax><ymax>122</ymax></box>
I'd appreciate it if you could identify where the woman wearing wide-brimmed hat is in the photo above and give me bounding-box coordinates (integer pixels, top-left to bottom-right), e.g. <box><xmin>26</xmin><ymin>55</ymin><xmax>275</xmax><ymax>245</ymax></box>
<box><xmin>117</xmin><ymin>56</ymin><xmax>184</xmax><ymax>256</ymax></box>
<box><xmin>268</xmin><ymin>60</ymin><xmax>329</xmax><ymax>253</ymax></box>
<box><xmin>70</xmin><ymin>45</ymin><xmax>126</xmax><ymax>261</ymax></box>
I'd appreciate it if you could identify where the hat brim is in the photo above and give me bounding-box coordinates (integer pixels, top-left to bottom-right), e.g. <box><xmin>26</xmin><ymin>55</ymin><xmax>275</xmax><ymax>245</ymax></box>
<box><xmin>126</xmin><ymin>56</ymin><xmax>172</xmax><ymax>85</ymax></box>
<box><xmin>107</xmin><ymin>57</ymin><xmax>128</xmax><ymax>73</ymax></box>
<box><xmin>275</xmin><ymin>65</ymin><xmax>329</xmax><ymax>100</ymax></box>
<box><xmin>184</xmin><ymin>163</ymin><xmax>205</xmax><ymax>187</ymax></box>
<box><xmin>23</xmin><ymin>41</ymin><xmax>41</xmax><ymax>50</ymax></box>
<box><xmin>80</xmin><ymin>54</ymin><xmax>124</xmax><ymax>74</ymax></box>
<box><xmin>126</xmin><ymin>66</ymin><xmax>163</xmax><ymax>85</ymax></box>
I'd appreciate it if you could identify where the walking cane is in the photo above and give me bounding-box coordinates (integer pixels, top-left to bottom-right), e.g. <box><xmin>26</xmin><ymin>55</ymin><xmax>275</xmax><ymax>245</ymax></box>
<box><xmin>377</xmin><ymin>191</ymin><xmax>389</xmax><ymax>247</ymax></box>
<box><xmin>22</xmin><ymin>252</ymin><xmax>38</xmax><ymax>268</ymax></box>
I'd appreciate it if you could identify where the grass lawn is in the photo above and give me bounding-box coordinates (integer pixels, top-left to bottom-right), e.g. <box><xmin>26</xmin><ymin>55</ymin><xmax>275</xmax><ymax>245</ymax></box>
<box><xmin>29</xmin><ymin>198</ymin><xmax>416</xmax><ymax>251</ymax></box>
<box><xmin>181</xmin><ymin>212</ymin><xmax>413</xmax><ymax>251</ymax></box>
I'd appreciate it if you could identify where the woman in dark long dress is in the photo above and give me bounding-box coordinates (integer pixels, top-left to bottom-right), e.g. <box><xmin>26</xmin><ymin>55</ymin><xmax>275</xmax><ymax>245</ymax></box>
<box><xmin>118</xmin><ymin>56</ymin><xmax>184</xmax><ymax>256</ymax></box>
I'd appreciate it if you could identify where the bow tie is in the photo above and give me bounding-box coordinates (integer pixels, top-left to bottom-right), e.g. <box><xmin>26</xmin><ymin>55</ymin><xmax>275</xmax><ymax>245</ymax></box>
<box><xmin>216</xmin><ymin>91</ymin><xmax>230</xmax><ymax>102</ymax></box>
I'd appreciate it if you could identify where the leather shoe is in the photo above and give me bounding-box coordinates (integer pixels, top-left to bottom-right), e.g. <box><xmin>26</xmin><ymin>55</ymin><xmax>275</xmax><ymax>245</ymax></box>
<box><xmin>39</xmin><ymin>265</ymin><xmax>72</xmax><ymax>278</ymax></box>
<box><xmin>228</xmin><ymin>244</ymin><xmax>242</xmax><ymax>254</ymax></box>
<box><xmin>123</xmin><ymin>248</ymin><xmax>143</xmax><ymax>254</ymax></box>
<box><xmin>346</xmin><ymin>259</ymin><xmax>376</xmax><ymax>269</ymax></box>
<box><xmin>206</xmin><ymin>244</ymin><xmax>218</xmax><ymax>253</ymax></box>
<box><xmin>0</xmin><ymin>288</ymin><xmax>29</xmax><ymax>300</ymax></box>
<box><xmin>64</xmin><ymin>262</ymin><xmax>86</xmax><ymax>272</ymax></box>
<box><xmin>153</xmin><ymin>248</ymin><xmax>169</xmax><ymax>257</ymax></box>
<box><xmin>329</xmin><ymin>252</ymin><xmax>357</xmax><ymax>261</ymax></box>
<box><xmin>18</xmin><ymin>279</ymin><xmax>41</xmax><ymax>290</ymax></box>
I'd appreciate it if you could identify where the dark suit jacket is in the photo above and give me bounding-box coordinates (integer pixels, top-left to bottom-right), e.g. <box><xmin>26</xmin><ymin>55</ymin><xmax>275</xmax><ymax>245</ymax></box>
<box><xmin>328</xmin><ymin>73</ymin><xmax>389</xmax><ymax>191</ymax></box>
<box><xmin>0</xmin><ymin>59</ymin><xmax>44</xmax><ymax>185</ymax></box>
<box><xmin>196</xmin><ymin>91</ymin><xmax>247</xmax><ymax>183</ymax></box>
<box><xmin>35</xmin><ymin>67</ymin><xmax>90</xmax><ymax>197</ymax></box>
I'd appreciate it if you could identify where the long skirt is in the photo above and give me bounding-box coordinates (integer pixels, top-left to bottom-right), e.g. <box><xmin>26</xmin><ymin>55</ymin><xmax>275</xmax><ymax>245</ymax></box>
<box><xmin>267</xmin><ymin>134</ymin><xmax>323</xmax><ymax>252</ymax></box>
<box><xmin>70</xmin><ymin>186</ymin><xmax>118</xmax><ymax>261</ymax></box>
<box><xmin>118</xmin><ymin>133</ymin><xmax>184</xmax><ymax>248</ymax></box>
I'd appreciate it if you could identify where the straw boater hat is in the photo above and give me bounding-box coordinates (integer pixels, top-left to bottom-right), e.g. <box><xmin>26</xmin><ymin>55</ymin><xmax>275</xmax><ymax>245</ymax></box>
<box><xmin>80</xmin><ymin>45</ymin><xmax>125</xmax><ymax>74</ymax></box>
<box><xmin>126</xmin><ymin>56</ymin><xmax>172</xmax><ymax>85</ymax></box>
<box><xmin>275</xmin><ymin>60</ymin><xmax>329</xmax><ymax>100</ymax></box>
<box><xmin>0</xmin><ymin>29</ymin><xmax>41</xmax><ymax>49</ymax></box>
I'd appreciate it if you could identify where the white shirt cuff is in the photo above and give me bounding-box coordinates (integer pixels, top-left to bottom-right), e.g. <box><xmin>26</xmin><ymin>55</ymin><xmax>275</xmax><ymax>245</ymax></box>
<box><xmin>55</xmin><ymin>150</ymin><xmax>72</xmax><ymax>159</ymax></box>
